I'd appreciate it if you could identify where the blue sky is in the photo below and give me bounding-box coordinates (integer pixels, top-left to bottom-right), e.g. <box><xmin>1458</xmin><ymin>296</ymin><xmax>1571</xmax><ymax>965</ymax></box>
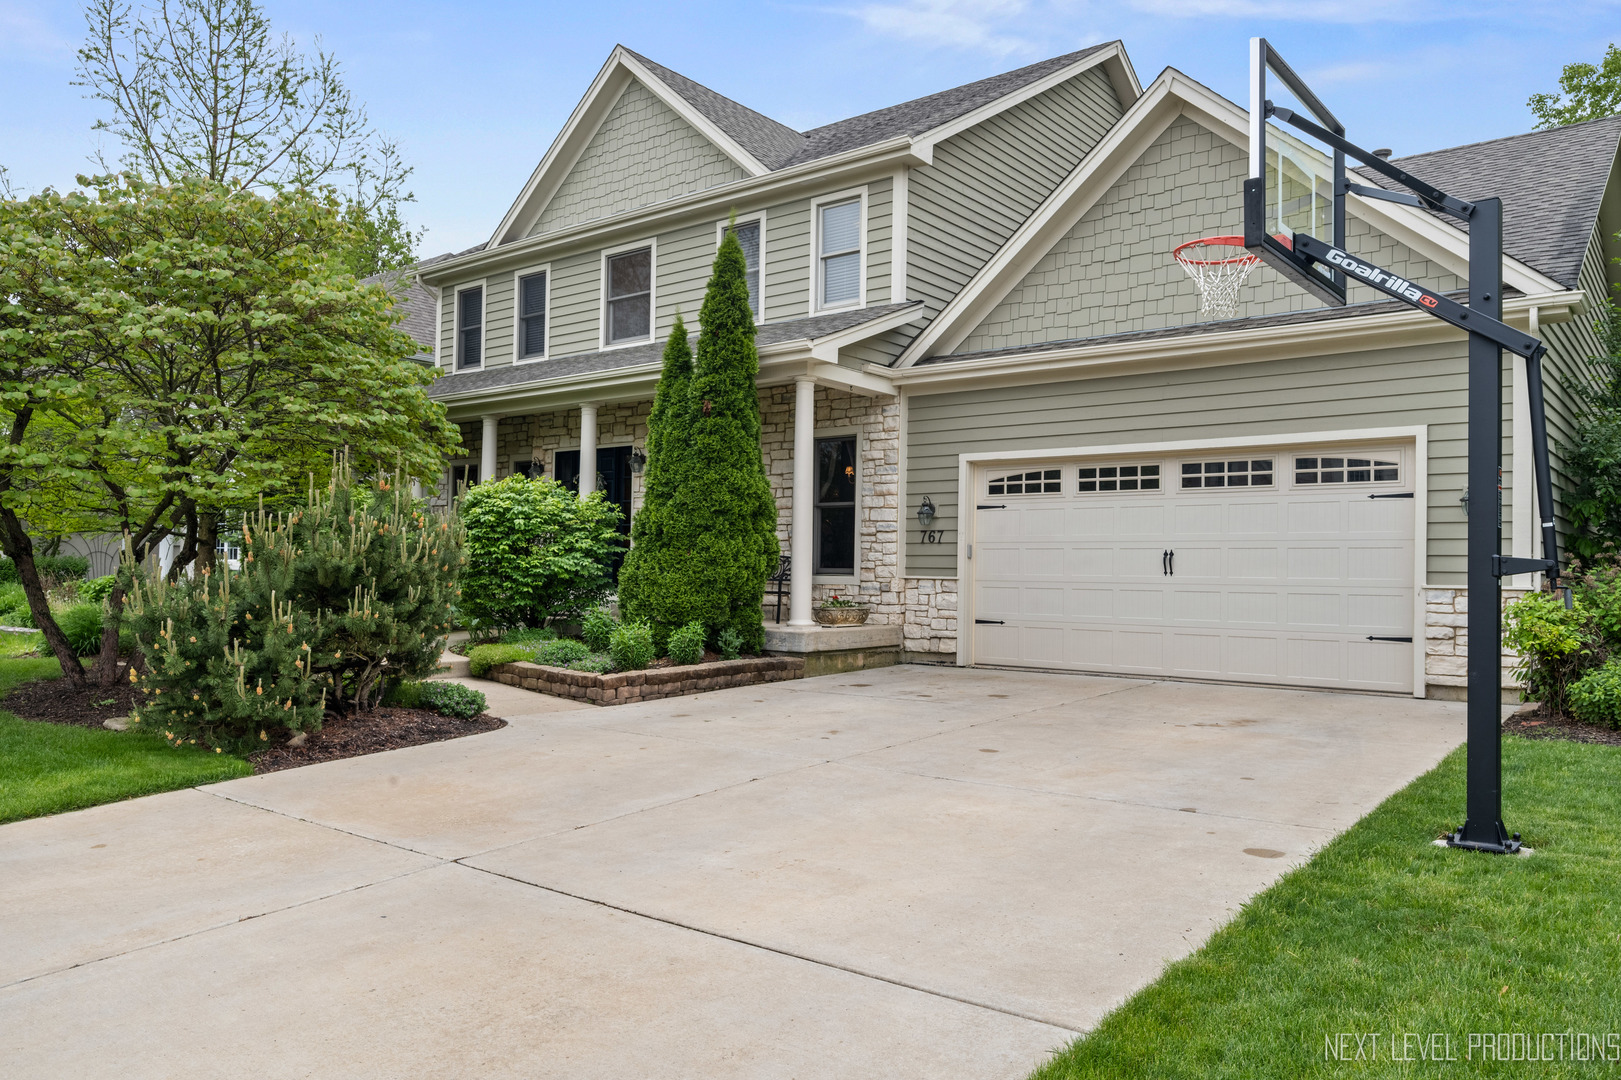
<box><xmin>2</xmin><ymin>1</ymin><xmax>1617</xmax><ymax>253</ymax></box>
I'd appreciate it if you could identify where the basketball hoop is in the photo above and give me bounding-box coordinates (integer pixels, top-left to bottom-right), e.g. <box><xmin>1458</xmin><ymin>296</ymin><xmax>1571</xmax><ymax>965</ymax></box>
<box><xmin>1172</xmin><ymin>235</ymin><xmax>1260</xmax><ymax>320</ymax></box>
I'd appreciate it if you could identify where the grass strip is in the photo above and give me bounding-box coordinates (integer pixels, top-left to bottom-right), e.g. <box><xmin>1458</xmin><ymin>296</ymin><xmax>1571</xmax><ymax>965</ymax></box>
<box><xmin>1033</xmin><ymin>736</ymin><xmax>1621</xmax><ymax>1079</ymax></box>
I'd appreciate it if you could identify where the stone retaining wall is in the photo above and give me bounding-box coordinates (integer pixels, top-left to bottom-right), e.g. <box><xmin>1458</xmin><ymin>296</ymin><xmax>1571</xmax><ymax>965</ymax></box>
<box><xmin>488</xmin><ymin>655</ymin><xmax>804</xmax><ymax>705</ymax></box>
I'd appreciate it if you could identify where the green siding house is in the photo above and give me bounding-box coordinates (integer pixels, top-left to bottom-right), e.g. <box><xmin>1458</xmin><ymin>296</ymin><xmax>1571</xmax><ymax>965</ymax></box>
<box><xmin>407</xmin><ymin>42</ymin><xmax>1621</xmax><ymax>700</ymax></box>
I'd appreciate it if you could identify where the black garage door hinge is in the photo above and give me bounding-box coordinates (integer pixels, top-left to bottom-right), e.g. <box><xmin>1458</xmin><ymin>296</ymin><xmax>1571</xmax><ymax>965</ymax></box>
<box><xmin>975</xmin><ymin>619</ymin><xmax>1005</xmax><ymax>625</ymax></box>
<box><xmin>1367</xmin><ymin>492</ymin><xmax>1415</xmax><ymax>499</ymax></box>
<box><xmin>1366</xmin><ymin>636</ymin><xmax>1413</xmax><ymax>642</ymax></box>
<box><xmin>976</xmin><ymin>504</ymin><xmax>1007</xmax><ymax>510</ymax></box>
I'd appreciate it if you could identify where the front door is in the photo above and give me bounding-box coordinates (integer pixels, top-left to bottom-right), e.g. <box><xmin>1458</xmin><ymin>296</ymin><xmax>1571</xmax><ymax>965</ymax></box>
<box><xmin>555</xmin><ymin>446</ymin><xmax>634</xmax><ymax>574</ymax></box>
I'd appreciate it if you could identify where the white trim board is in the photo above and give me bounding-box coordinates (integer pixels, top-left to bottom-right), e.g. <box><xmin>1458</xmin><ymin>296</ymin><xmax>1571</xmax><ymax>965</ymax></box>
<box><xmin>951</xmin><ymin>425</ymin><xmax>1429</xmax><ymax>697</ymax></box>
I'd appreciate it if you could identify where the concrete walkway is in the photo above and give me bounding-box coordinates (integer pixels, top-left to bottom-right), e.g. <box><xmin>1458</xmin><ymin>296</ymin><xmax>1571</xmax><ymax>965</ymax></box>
<box><xmin>0</xmin><ymin>668</ymin><xmax>1465</xmax><ymax>1078</ymax></box>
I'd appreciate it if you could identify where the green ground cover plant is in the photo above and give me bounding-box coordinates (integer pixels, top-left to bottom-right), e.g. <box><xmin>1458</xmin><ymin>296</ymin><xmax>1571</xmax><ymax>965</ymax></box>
<box><xmin>467</xmin><ymin>643</ymin><xmax>530</xmax><ymax>677</ymax></box>
<box><xmin>1030</xmin><ymin>738</ymin><xmax>1621</xmax><ymax>1080</ymax></box>
<box><xmin>0</xmin><ymin>647</ymin><xmax>249</xmax><ymax>824</ymax></box>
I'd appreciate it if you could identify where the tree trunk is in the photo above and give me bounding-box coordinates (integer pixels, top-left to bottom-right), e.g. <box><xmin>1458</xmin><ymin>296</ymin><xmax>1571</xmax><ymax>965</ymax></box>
<box><xmin>0</xmin><ymin>507</ymin><xmax>86</xmax><ymax>688</ymax></box>
<box><xmin>88</xmin><ymin>584</ymin><xmax>127</xmax><ymax>686</ymax></box>
<box><xmin>194</xmin><ymin>512</ymin><xmax>218</xmax><ymax>576</ymax></box>
<box><xmin>168</xmin><ymin>502</ymin><xmax>199</xmax><ymax>581</ymax></box>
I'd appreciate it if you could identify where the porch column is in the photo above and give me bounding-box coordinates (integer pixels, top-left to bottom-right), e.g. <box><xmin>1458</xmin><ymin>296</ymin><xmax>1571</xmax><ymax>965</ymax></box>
<box><xmin>579</xmin><ymin>402</ymin><xmax>599</xmax><ymax>498</ymax></box>
<box><xmin>788</xmin><ymin>376</ymin><xmax>816</xmax><ymax>627</ymax></box>
<box><xmin>479</xmin><ymin>414</ymin><xmax>499</xmax><ymax>485</ymax></box>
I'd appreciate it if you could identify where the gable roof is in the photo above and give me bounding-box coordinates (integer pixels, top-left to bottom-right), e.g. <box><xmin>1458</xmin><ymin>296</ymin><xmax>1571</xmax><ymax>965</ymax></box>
<box><xmin>487</xmin><ymin>42</ymin><xmax>1138</xmax><ymax>249</ymax></box>
<box><xmin>896</xmin><ymin>67</ymin><xmax>1578</xmax><ymax>365</ymax></box>
<box><xmin>1358</xmin><ymin>114</ymin><xmax>1621</xmax><ymax>288</ymax></box>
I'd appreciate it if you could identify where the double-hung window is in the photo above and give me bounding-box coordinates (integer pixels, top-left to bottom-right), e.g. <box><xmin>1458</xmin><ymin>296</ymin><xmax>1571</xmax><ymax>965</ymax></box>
<box><xmin>456</xmin><ymin>286</ymin><xmax>483</xmax><ymax>369</ymax></box>
<box><xmin>517</xmin><ymin>272</ymin><xmax>546</xmax><ymax>360</ymax></box>
<box><xmin>606</xmin><ymin>247</ymin><xmax>652</xmax><ymax>345</ymax></box>
<box><xmin>726</xmin><ymin>219</ymin><xmax>762</xmax><ymax>318</ymax></box>
<box><xmin>817</xmin><ymin>198</ymin><xmax>861</xmax><ymax>309</ymax></box>
<box><xmin>814</xmin><ymin>436</ymin><xmax>857</xmax><ymax>575</ymax></box>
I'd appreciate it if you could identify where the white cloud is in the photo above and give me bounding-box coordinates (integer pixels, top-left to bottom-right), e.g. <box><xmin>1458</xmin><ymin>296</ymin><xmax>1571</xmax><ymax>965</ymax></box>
<box><xmin>840</xmin><ymin>0</ymin><xmax>1042</xmax><ymax>57</ymax></box>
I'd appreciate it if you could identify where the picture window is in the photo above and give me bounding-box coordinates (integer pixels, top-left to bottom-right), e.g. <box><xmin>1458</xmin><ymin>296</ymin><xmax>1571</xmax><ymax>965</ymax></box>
<box><xmin>988</xmin><ymin>469</ymin><xmax>1062</xmax><ymax>495</ymax></box>
<box><xmin>1078</xmin><ymin>464</ymin><xmax>1161</xmax><ymax>492</ymax></box>
<box><xmin>1294</xmin><ymin>456</ymin><xmax>1399</xmax><ymax>485</ymax></box>
<box><xmin>1181</xmin><ymin>459</ymin><xmax>1273</xmax><ymax>489</ymax></box>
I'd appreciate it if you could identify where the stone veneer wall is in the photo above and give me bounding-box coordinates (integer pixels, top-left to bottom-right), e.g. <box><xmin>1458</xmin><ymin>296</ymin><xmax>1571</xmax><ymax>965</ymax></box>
<box><xmin>1424</xmin><ymin>587</ymin><xmax>1526</xmax><ymax>698</ymax></box>
<box><xmin>439</xmin><ymin>404</ymin><xmax>651</xmax><ymax>509</ymax></box>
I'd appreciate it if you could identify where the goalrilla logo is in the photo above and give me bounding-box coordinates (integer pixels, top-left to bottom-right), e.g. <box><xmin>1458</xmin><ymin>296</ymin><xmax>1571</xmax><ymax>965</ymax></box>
<box><xmin>1323</xmin><ymin>247</ymin><xmax>1438</xmax><ymax>306</ymax></box>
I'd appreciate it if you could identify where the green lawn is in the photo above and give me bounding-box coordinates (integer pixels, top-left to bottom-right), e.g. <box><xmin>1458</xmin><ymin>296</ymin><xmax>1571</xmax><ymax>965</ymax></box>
<box><xmin>1033</xmin><ymin>736</ymin><xmax>1621</xmax><ymax>1078</ymax></box>
<box><xmin>0</xmin><ymin>634</ymin><xmax>251</xmax><ymax>824</ymax></box>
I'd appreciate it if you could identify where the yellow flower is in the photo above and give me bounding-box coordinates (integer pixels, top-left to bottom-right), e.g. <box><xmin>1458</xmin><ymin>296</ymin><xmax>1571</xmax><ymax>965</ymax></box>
<box><xmin>259</xmin><ymin>730</ymin><xmax>268</xmax><ymax>741</ymax></box>
<box><xmin>189</xmin><ymin>636</ymin><xmax>197</xmax><ymax>643</ymax></box>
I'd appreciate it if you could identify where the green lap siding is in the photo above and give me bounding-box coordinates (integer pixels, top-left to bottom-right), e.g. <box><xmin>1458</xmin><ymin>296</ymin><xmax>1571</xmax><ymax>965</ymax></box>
<box><xmin>905</xmin><ymin>343</ymin><xmax>1488</xmax><ymax>583</ymax></box>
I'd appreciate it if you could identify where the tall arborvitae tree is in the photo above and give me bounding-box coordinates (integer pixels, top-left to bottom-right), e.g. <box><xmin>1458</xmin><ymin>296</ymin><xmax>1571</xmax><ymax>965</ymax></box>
<box><xmin>618</xmin><ymin>314</ymin><xmax>692</xmax><ymax>633</ymax></box>
<box><xmin>623</xmin><ymin>227</ymin><xmax>778</xmax><ymax>650</ymax></box>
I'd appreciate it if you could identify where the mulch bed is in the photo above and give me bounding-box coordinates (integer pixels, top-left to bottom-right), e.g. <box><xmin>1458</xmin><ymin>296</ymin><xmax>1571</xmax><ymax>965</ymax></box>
<box><xmin>1503</xmin><ymin>709</ymin><xmax>1621</xmax><ymax>747</ymax></box>
<box><xmin>2</xmin><ymin>658</ymin><xmax>505</xmax><ymax>772</ymax></box>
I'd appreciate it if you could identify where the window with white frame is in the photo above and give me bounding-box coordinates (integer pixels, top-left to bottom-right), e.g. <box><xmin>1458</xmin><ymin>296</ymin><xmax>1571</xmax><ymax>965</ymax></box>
<box><xmin>456</xmin><ymin>286</ymin><xmax>483</xmax><ymax>369</ymax></box>
<box><xmin>605</xmin><ymin>247</ymin><xmax>652</xmax><ymax>345</ymax></box>
<box><xmin>1180</xmin><ymin>459</ymin><xmax>1273</xmax><ymax>489</ymax></box>
<box><xmin>1293</xmin><ymin>455</ymin><xmax>1399</xmax><ymax>485</ymax></box>
<box><xmin>723</xmin><ymin>219</ymin><xmax>763</xmax><ymax>318</ymax></box>
<box><xmin>517</xmin><ymin>272</ymin><xmax>546</xmax><ymax>359</ymax></box>
<box><xmin>1079</xmin><ymin>464</ymin><xmax>1161</xmax><ymax>492</ymax></box>
<box><xmin>817</xmin><ymin>198</ymin><xmax>861</xmax><ymax>309</ymax></box>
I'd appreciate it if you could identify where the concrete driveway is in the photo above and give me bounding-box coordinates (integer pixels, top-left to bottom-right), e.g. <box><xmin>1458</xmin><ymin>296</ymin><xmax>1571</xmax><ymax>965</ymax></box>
<box><xmin>1</xmin><ymin>667</ymin><xmax>1464</xmax><ymax>1079</ymax></box>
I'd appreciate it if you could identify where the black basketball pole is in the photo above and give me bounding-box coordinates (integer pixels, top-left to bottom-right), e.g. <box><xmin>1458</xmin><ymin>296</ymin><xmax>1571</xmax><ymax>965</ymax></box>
<box><xmin>1453</xmin><ymin>197</ymin><xmax>1520</xmax><ymax>854</ymax></box>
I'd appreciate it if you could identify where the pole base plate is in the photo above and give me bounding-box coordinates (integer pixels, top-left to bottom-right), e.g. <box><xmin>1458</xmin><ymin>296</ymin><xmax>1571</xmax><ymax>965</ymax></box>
<box><xmin>1441</xmin><ymin>828</ymin><xmax>1523</xmax><ymax>855</ymax></box>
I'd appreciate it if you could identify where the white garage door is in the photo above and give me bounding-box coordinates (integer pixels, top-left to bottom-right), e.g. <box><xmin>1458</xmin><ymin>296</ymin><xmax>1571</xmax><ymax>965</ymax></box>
<box><xmin>971</xmin><ymin>445</ymin><xmax>1416</xmax><ymax>693</ymax></box>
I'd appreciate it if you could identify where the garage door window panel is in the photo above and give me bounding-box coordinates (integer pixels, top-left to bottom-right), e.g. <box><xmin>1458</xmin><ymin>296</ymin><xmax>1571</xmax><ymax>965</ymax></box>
<box><xmin>1294</xmin><ymin>455</ymin><xmax>1399</xmax><ymax>485</ymax></box>
<box><xmin>1182</xmin><ymin>459</ymin><xmax>1273</xmax><ymax>489</ymax></box>
<box><xmin>1078</xmin><ymin>464</ymin><xmax>1160</xmax><ymax>492</ymax></box>
<box><xmin>987</xmin><ymin>469</ymin><xmax>1061</xmax><ymax>495</ymax></box>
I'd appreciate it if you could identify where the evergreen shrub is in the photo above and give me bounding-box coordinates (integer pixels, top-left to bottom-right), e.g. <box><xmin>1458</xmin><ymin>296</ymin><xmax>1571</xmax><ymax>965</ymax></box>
<box><xmin>1569</xmin><ymin>660</ymin><xmax>1621</xmax><ymax>728</ymax></box>
<box><xmin>581</xmin><ymin>606</ymin><xmax>616</xmax><ymax>652</ymax></box>
<box><xmin>128</xmin><ymin>465</ymin><xmax>462</xmax><ymax>751</ymax></box>
<box><xmin>459</xmin><ymin>476</ymin><xmax>623</xmax><ymax>629</ymax></box>
<box><xmin>468</xmin><ymin>643</ymin><xmax>530</xmax><ymax>676</ymax></box>
<box><xmin>610</xmin><ymin>621</ymin><xmax>655</xmax><ymax>671</ymax></box>
<box><xmin>418</xmin><ymin>681</ymin><xmax>486</xmax><ymax>719</ymax></box>
<box><xmin>667</xmin><ymin>621</ymin><xmax>706</xmax><ymax>666</ymax></box>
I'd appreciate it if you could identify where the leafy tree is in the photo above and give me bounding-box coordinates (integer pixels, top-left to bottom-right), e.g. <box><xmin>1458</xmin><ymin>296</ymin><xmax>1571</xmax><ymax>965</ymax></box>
<box><xmin>1563</xmin><ymin>303</ymin><xmax>1621</xmax><ymax>563</ymax></box>
<box><xmin>0</xmin><ymin>174</ymin><xmax>459</xmax><ymax>686</ymax></box>
<box><xmin>624</xmin><ymin>225</ymin><xmax>778</xmax><ymax>650</ymax></box>
<box><xmin>458</xmin><ymin>475</ymin><xmax>624</xmax><ymax>630</ymax></box>
<box><xmin>617</xmin><ymin>314</ymin><xmax>693</xmax><ymax>637</ymax></box>
<box><xmin>1529</xmin><ymin>43</ymin><xmax>1621</xmax><ymax>128</ymax></box>
<box><xmin>0</xmin><ymin>164</ymin><xmax>16</xmax><ymax>200</ymax></box>
<box><xmin>75</xmin><ymin>0</ymin><xmax>422</xmax><ymax>274</ymax></box>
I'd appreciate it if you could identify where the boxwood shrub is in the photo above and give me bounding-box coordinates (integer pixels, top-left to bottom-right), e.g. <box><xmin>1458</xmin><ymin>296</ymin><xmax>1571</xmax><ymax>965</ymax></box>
<box><xmin>418</xmin><ymin>681</ymin><xmax>487</xmax><ymax>719</ymax></box>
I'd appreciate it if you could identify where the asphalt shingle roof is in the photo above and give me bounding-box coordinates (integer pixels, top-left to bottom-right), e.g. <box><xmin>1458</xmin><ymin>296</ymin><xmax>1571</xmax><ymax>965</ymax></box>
<box><xmin>427</xmin><ymin>302</ymin><xmax>922</xmax><ymax>399</ymax></box>
<box><xmin>365</xmin><ymin>247</ymin><xmax>486</xmax><ymax>360</ymax></box>
<box><xmin>1357</xmin><ymin>114</ymin><xmax>1621</xmax><ymax>288</ymax></box>
<box><xmin>627</xmin><ymin>42</ymin><xmax>1117</xmax><ymax>173</ymax></box>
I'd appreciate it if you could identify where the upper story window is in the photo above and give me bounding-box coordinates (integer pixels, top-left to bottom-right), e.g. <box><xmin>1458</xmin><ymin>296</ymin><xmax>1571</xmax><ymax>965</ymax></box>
<box><xmin>517</xmin><ymin>271</ymin><xmax>547</xmax><ymax>360</ymax></box>
<box><xmin>817</xmin><ymin>197</ymin><xmax>861</xmax><ymax>309</ymax></box>
<box><xmin>456</xmin><ymin>286</ymin><xmax>483</xmax><ymax>370</ymax></box>
<box><xmin>726</xmin><ymin>219</ymin><xmax>762</xmax><ymax>319</ymax></box>
<box><xmin>606</xmin><ymin>246</ymin><xmax>652</xmax><ymax>345</ymax></box>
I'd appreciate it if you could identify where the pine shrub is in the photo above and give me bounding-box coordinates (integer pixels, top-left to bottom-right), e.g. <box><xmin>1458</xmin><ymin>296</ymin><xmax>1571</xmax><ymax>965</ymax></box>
<box><xmin>609</xmin><ymin>620</ymin><xmax>656</xmax><ymax>671</ymax></box>
<box><xmin>128</xmin><ymin>464</ymin><xmax>462</xmax><ymax>751</ymax></box>
<box><xmin>667</xmin><ymin>620</ymin><xmax>706</xmax><ymax>666</ymax></box>
<box><xmin>619</xmin><ymin>227</ymin><xmax>778</xmax><ymax>650</ymax></box>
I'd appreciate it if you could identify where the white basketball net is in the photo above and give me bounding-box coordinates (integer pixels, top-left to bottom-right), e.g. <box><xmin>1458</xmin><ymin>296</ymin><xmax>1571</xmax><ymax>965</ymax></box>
<box><xmin>1173</xmin><ymin>236</ymin><xmax>1260</xmax><ymax>320</ymax></box>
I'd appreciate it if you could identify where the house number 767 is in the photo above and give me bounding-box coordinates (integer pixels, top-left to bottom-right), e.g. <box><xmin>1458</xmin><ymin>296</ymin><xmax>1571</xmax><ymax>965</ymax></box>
<box><xmin>919</xmin><ymin>530</ymin><xmax>947</xmax><ymax>544</ymax></box>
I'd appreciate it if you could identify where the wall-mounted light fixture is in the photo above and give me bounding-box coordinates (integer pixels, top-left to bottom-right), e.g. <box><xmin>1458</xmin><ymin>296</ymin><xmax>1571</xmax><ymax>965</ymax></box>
<box><xmin>1459</xmin><ymin>488</ymin><xmax>1469</xmax><ymax>519</ymax></box>
<box><xmin>917</xmin><ymin>495</ymin><xmax>936</xmax><ymax>528</ymax></box>
<box><xmin>630</xmin><ymin>448</ymin><xmax>647</xmax><ymax>474</ymax></box>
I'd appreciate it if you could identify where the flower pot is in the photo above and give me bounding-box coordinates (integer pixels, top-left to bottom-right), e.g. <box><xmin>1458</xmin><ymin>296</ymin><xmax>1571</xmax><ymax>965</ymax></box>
<box><xmin>814</xmin><ymin>606</ymin><xmax>869</xmax><ymax>626</ymax></box>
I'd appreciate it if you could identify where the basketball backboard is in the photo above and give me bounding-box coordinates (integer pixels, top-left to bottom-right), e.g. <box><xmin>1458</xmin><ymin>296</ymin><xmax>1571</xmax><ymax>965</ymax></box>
<box><xmin>1244</xmin><ymin>37</ymin><xmax>1347</xmax><ymax>306</ymax></box>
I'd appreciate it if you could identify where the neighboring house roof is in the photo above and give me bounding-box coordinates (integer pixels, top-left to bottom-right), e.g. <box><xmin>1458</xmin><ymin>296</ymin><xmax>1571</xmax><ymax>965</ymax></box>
<box><xmin>426</xmin><ymin>303</ymin><xmax>922</xmax><ymax>399</ymax></box>
<box><xmin>365</xmin><ymin>246</ymin><xmax>487</xmax><ymax>360</ymax></box>
<box><xmin>1358</xmin><ymin>114</ymin><xmax>1621</xmax><ymax>288</ymax></box>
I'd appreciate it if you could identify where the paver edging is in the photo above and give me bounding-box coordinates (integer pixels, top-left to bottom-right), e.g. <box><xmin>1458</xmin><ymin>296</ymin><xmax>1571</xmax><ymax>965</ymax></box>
<box><xmin>485</xmin><ymin>655</ymin><xmax>805</xmax><ymax>705</ymax></box>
